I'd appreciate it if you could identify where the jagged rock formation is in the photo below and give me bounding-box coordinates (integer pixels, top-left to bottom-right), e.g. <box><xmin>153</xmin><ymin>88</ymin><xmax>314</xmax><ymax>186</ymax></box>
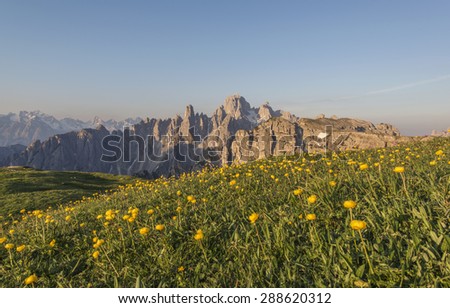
<box><xmin>1</xmin><ymin>95</ymin><xmax>414</xmax><ymax>178</ymax></box>
<box><xmin>228</xmin><ymin>118</ymin><xmax>302</xmax><ymax>163</ymax></box>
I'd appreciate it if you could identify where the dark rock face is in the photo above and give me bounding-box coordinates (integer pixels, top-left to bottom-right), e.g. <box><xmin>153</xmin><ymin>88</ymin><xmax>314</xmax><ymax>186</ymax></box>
<box><xmin>1</xmin><ymin>95</ymin><xmax>408</xmax><ymax>178</ymax></box>
<box><xmin>0</xmin><ymin>144</ymin><xmax>26</xmax><ymax>166</ymax></box>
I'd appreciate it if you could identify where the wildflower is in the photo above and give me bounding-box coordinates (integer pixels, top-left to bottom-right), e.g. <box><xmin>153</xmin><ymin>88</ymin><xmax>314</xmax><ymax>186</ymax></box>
<box><xmin>0</xmin><ymin>237</ymin><xmax>6</xmax><ymax>244</ymax></box>
<box><xmin>16</xmin><ymin>245</ymin><xmax>26</xmax><ymax>252</ymax></box>
<box><xmin>307</xmin><ymin>195</ymin><xmax>317</xmax><ymax>204</ymax></box>
<box><xmin>187</xmin><ymin>195</ymin><xmax>194</xmax><ymax>202</ymax></box>
<box><xmin>178</xmin><ymin>266</ymin><xmax>185</xmax><ymax>272</ymax></box>
<box><xmin>139</xmin><ymin>227</ymin><xmax>150</xmax><ymax>235</ymax></box>
<box><xmin>350</xmin><ymin>220</ymin><xmax>367</xmax><ymax>231</ymax></box>
<box><xmin>93</xmin><ymin>239</ymin><xmax>104</xmax><ymax>249</ymax></box>
<box><xmin>229</xmin><ymin>180</ymin><xmax>237</xmax><ymax>186</ymax></box>
<box><xmin>9</xmin><ymin>229</ymin><xmax>14</xmax><ymax>235</ymax></box>
<box><xmin>435</xmin><ymin>150</ymin><xmax>444</xmax><ymax>156</ymax></box>
<box><xmin>293</xmin><ymin>188</ymin><xmax>302</xmax><ymax>196</ymax></box>
<box><xmin>305</xmin><ymin>214</ymin><xmax>316</xmax><ymax>221</ymax></box>
<box><xmin>429</xmin><ymin>160</ymin><xmax>437</xmax><ymax>166</ymax></box>
<box><xmin>354</xmin><ymin>280</ymin><xmax>369</xmax><ymax>288</ymax></box>
<box><xmin>5</xmin><ymin>243</ymin><xmax>14</xmax><ymax>250</ymax></box>
<box><xmin>155</xmin><ymin>224</ymin><xmax>165</xmax><ymax>231</ymax></box>
<box><xmin>248</xmin><ymin>213</ymin><xmax>259</xmax><ymax>224</ymax></box>
<box><xmin>24</xmin><ymin>274</ymin><xmax>38</xmax><ymax>285</ymax></box>
<box><xmin>49</xmin><ymin>240</ymin><xmax>56</xmax><ymax>247</ymax></box>
<box><xmin>176</xmin><ymin>190</ymin><xmax>182</xmax><ymax>196</ymax></box>
<box><xmin>20</xmin><ymin>209</ymin><xmax>26</xmax><ymax>214</ymax></box>
<box><xmin>194</xmin><ymin>229</ymin><xmax>204</xmax><ymax>241</ymax></box>
<box><xmin>393</xmin><ymin>166</ymin><xmax>405</xmax><ymax>173</ymax></box>
<box><xmin>176</xmin><ymin>207</ymin><xmax>182</xmax><ymax>213</ymax></box>
<box><xmin>92</xmin><ymin>251</ymin><xmax>100</xmax><ymax>259</ymax></box>
<box><xmin>343</xmin><ymin>200</ymin><xmax>357</xmax><ymax>209</ymax></box>
<box><xmin>329</xmin><ymin>181</ymin><xmax>336</xmax><ymax>187</ymax></box>
<box><xmin>147</xmin><ymin>209</ymin><xmax>154</xmax><ymax>215</ymax></box>
<box><xmin>80</xmin><ymin>223</ymin><xmax>85</xmax><ymax>227</ymax></box>
<box><xmin>359</xmin><ymin>164</ymin><xmax>369</xmax><ymax>171</ymax></box>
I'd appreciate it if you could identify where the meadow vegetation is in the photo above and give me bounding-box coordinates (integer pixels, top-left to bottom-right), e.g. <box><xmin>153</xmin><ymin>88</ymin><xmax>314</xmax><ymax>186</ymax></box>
<box><xmin>0</xmin><ymin>138</ymin><xmax>449</xmax><ymax>287</ymax></box>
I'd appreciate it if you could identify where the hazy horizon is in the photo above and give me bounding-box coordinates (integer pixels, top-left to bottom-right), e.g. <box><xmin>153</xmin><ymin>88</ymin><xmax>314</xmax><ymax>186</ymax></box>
<box><xmin>1</xmin><ymin>0</ymin><xmax>449</xmax><ymax>136</ymax></box>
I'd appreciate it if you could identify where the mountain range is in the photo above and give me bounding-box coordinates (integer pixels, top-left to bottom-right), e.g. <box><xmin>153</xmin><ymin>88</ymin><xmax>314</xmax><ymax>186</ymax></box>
<box><xmin>0</xmin><ymin>95</ymin><xmax>418</xmax><ymax>178</ymax></box>
<box><xmin>0</xmin><ymin>111</ymin><xmax>143</xmax><ymax>147</ymax></box>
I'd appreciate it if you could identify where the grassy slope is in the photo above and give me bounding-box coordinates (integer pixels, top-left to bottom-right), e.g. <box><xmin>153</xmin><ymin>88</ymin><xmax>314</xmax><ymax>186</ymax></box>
<box><xmin>0</xmin><ymin>138</ymin><xmax>449</xmax><ymax>288</ymax></box>
<box><xmin>0</xmin><ymin>167</ymin><xmax>134</xmax><ymax>217</ymax></box>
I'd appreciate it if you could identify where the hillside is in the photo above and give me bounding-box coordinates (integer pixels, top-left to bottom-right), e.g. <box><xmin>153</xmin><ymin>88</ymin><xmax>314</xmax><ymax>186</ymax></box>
<box><xmin>0</xmin><ymin>138</ymin><xmax>449</xmax><ymax>287</ymax></box>
<box><xmin>0</xmin><ymin>167</ymin><xmax>134</xmax><ymax>217</ymax></box>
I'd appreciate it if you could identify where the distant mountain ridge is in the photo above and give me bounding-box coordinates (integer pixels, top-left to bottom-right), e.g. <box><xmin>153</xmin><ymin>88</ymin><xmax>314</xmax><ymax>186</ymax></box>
<box><xmin>0</xmin><ymin>110</ymin><xmax>142</xmax><ymax>146</ymax></box>
<box><xmin>1</xmin><ymin>95</ymin><xmax>411</xmax><ymax>178</ymax></box>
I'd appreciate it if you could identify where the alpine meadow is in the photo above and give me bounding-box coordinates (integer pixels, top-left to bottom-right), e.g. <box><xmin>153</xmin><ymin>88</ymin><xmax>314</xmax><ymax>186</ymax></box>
<box><xmin>1</xmin><ymin>138</ymin><xmax>448</xmax><ymax>287</ymax></box>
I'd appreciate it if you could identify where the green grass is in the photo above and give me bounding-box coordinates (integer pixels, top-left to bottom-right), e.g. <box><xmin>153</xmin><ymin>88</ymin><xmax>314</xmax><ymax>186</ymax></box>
<box><xmin>0</xmin><ymin>167</ymin><xmax>134</xmax><ymax>217</ymax></box>
<box><xmin>0</xmin><ymin>138</ymin><xmax>449</xmax><ymax>288</ymax></box>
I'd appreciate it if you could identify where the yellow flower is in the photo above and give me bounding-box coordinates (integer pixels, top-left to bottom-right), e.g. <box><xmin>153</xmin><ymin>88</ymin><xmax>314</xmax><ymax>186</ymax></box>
<box><xmin>24</xmin><ymin>274</ymin><xmax>38</xmax><ymax>285</ymax></box>
<box><xmin>155</xmin><ymin>224</ymin><xmax>165</xmax><ymax>231</ymax></box>
<box><xmin>248</xmin><ymin>213</ymin><xmax>259</xmax><ymax>224</ymax></box>
<box><xmin>359</xmin><ymin>164</ymin><xmax>369</xmax><ymax>171</ymax></box>
<box><xmin>429</xmin><ymin>160</ymin><xmax>437</xmax><ymax>166</ymax></box>
<box><xmin>147</xmin><ymin>209</ymin><xmax>154</xmax><ymax>215</ymax></box>
<box><xmin>178</xmin><ymin>266</ymin><xmax>185</xmax><ymax>272</ymax></box>
<box><xmin>194</xmin><ymin>229</ymin><xmax>204</xmax><ymax>241</ymax></box>
<box><xmin>187</xmin><ymin>195</ymin><xmax>194</xmax><ymax>202</ymax></box>
<box><xmin>293</xmin><ymin>188</ymin><xmax>302</xmax><ymax>196</ymax></box>
<box><xmin>49</xmin><ymin>239</ymin><xmax>56</xmax><ymax>247</ymax></box>
<box><xmin>350</xmin><ymin>220</ymin><xmax>367</xmax><ymax>230</ymax></box>
<box><xmin>176</xmin><ymin>190</ymin><xmax>182</xmax><ymax>196</ymax></box>
<box><xmin>139</xmin><ymin>227</ymin><xmax>150</xmax><ymax>235</ymax></box>
<box><xmin>92</xmin><ymin>251</ymin><xmax>100</xmax><ymax>259</ymax></box>
<box><xmin>435</xmin><ymin>150</ymin><xmax>444</xmax><ymax>156</ymax></box>
<box><xmin>393</xmin><ymin>166</ymin><xmax>405</xmax><ymax>173</ymax></box>
<box><xmin>92</xmin><ymin>239</ymin><xmax>104</xmax><ymax>249</ymax></box>
<box><xmin>229</xmin><ymin>180</ymin><xmax>237</xmax><ymax>186</ymax></box>
<box><xmin>0</xmin><ymin>237</ymin><xmax>6</xmax><ymax>244</ymax></box>
<box><xmin>9</xmin><ymin>229</ymin><xmax>14</xmax><ymax>235</ymax></box>
<box><xmin>5</xmin><ymin>243</ymin><xmax>14</xmax><ymax>250</ymax></box>
<box><xmin>65</xmin><ymin>215</ymin><xmax>71</xmax><ymax>221</ymax></box>
<box><xmin>307</xmin><ymin>195</ymin><xmax>317</xmax><ymax>204</ymax></box>
<box><xmin>329</xmin><ymin>181</ymin><xmax>336</xmax><ymax>187</ymax></box>
<box><xmin>16</xmin><ymin>244</ymin><xmax>26</xmax><ymax>252</ymax></box>
<box><xmin>343</xmin><ymin>200</ymin><xmax>357</xmax><ymax>209</ymax></box>
<box><xmin>305</xmin><ymin>213</ymin><xmax>316</xmax><ymax>221</ymax></box>
<box><xmin>354</xmin><ymin>280</ymin><xmax>369</xmax><ymax>288</ymax></box>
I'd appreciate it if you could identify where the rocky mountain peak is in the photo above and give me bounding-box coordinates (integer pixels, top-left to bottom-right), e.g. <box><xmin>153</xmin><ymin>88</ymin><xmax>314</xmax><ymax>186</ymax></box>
<box><xmin>223</xmin><ymin>94</ymin><xmax>251</xmax><ymax>118</ymax></box>
<box><xmin>184</xmin><ymin>105</ymin><xmax>195</xmax><ymax>119</ymax></box>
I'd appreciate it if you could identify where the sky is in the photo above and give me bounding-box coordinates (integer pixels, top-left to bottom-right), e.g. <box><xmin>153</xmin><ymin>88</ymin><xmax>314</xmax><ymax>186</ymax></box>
<box><xmin>0</xmin><ymin>0</ymin><xmax>449</xmax><ymax>136</ymax></box>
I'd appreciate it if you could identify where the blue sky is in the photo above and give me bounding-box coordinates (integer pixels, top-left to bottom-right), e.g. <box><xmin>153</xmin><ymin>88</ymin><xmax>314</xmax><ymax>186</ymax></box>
<box><xmin>0</xmin><ymin>0</ymin><xmax>449</xmax><ymax>135</ymax></box>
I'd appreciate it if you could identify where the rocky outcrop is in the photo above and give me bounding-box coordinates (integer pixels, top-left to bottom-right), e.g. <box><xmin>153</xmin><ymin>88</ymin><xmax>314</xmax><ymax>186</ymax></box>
<box><xmin>227</xmin><ymin>118</ymin><xmax>302</xmax><ymax>164</ymax></box>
